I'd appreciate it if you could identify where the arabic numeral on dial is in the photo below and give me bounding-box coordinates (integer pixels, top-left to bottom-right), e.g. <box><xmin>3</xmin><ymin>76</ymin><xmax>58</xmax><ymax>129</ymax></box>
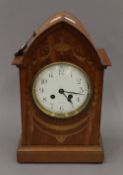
<box><xmin>59</xmin><ymin>66</ymin><xmax>64</xmax><ymax>75</ymax></box>
<box><xmin>80</xmin><ymin>87</ymin><xmax>84</xmax><ymax>93</ymax></box>
<box><xmin>41</xmin><ymin>79</ymin><xmax>47</xmax><ymax>84</ymax></box>
<box><xmin>49</xmin><ymin>72</ymin><xmax>53</xmax><ymax>78</ymax></box>
<box><xmin>39</xmin><ymin>87</ymin><xmax>44</xmax><ymax>93</ymax></box>
<box><xmin>77</xmin><ymin>97</ymin><xmax>80</xmax><ymax>102</ymax></box>
<box><xmin>76</xmin><ymin>78</ymin><xmax>81</xmax><ymax>84</ymax></box>
<box><xmin>59</xmin><ymin>105</ymin><xmax>64</xmax><ymax>112</ymax></box>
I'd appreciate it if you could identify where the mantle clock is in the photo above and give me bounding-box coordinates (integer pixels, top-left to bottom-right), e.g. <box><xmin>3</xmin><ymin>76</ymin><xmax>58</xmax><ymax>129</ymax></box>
<box><xmin>12</xmin><ymin>12</ymin><xmax>111</xmax><ymax>163</ymax></box>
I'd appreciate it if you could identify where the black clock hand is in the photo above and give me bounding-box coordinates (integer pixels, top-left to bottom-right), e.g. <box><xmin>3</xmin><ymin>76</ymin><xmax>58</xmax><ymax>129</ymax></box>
<box><xmin>68</xmin><ymin>95</ymin><xmax>73</xmax><ymax>104</ymax></box>
<box><xmin>63</xmin><ymin>93</ymin><xmax>68</xmax><ymax>100</ymax></box>
<box><xmin>65</xmin><ymin>91</ymin><xmax>84</xmax><ymax>95</ymax></box>
<box><xmin>59</xmin><ymin>89</ymin><xmax>84</xmax><ymax>95</ymax></box>
<box><xmin>67</xmin><ymin>96</ymin><xmax>73</xmax><ymax>107</ymax></box>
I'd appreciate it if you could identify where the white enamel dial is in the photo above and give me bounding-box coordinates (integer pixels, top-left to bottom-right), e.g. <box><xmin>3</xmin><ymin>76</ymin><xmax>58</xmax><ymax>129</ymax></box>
<box><xmin>32</xmin><ymin>62</ymin><xmax>92</xmax><ymax>119</ymax></box>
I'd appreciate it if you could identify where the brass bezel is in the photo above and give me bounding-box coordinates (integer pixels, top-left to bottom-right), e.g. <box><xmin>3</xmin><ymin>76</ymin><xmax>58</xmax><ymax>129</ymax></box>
<box><xmin>32</xmin><ymin>62</ymin><xmax>92</xmax><ymax>119</ymax></box>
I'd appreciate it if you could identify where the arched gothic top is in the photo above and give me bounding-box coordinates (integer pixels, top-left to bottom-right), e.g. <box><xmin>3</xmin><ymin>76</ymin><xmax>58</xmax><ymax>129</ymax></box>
<box><xmin>12</xmin><ymin>11</ymin><xmax>111</xmax><ymax>68</ymax></box>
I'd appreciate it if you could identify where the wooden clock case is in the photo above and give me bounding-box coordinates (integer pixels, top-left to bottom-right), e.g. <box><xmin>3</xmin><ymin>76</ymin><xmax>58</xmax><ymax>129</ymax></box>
<box><xmin>12</xmin><ymin>11</ymin><xmax>111</xmax><ymax>163</ymax></box>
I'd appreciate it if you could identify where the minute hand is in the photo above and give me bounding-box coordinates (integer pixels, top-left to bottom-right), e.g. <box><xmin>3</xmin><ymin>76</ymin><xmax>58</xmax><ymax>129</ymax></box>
<box><xmin>64</xmin><ymin>90</ymin><xmax>84</xmax><ymax>95</ymax></box>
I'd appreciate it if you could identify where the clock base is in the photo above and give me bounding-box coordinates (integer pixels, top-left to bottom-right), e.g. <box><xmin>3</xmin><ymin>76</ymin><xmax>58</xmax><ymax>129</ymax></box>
<box><xmin>17</xmin><ymin>138</ymin><xmax>104</xmax><ymax>163</ymax></box>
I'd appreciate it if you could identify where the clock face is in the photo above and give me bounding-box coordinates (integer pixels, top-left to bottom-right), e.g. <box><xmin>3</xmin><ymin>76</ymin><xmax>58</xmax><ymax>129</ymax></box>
<box><xmin>32</xmin><ymin>62</ymin><xmax>92</xmax><ymax>119</ymax></box>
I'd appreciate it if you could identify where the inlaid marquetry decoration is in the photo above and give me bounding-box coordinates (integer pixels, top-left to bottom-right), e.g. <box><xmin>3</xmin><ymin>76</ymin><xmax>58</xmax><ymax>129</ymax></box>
<box><xmin>12</xmin><ymin>11</ymin><xmax>111</xmax><ymax>163</ymax></box>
